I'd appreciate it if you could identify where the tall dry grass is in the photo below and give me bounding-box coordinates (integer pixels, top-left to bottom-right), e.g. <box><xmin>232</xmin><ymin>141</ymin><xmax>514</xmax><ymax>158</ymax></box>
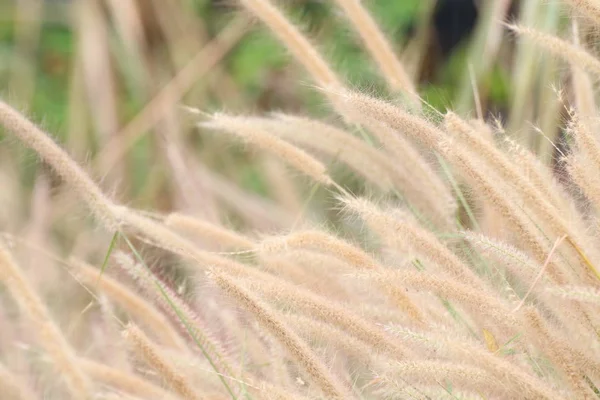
<box><xmin>1</xmin><ymin>0</ymin><xmax>600</xmax><ymax>399</ymax></box>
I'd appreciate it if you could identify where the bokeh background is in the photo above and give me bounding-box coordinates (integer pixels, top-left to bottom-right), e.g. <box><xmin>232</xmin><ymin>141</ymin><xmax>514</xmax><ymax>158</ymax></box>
<box><xmin>0</xmin><ymin>0</ymin><xmax>571</xmax><ymax>226</ymax></box>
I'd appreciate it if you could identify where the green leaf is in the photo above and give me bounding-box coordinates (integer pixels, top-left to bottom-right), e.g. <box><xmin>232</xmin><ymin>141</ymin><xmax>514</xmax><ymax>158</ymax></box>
<box><xmin>97</xmin><ymin>231</ymin><xmax>120</xmax><ymax>285</ymax></box>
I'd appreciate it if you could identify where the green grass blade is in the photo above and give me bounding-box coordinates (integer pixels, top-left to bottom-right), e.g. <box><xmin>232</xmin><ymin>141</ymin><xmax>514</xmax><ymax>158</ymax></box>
<box><xmin>97</xmin><ymin>230</ymin><xmax>120</xmax><ymax>285</ymax></box>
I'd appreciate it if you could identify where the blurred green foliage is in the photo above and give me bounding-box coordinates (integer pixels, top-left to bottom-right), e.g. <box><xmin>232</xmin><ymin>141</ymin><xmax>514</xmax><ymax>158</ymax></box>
<box><xmin>0</xmin><ymin>0</ymin><xmax>518</xmax><ymax>203</ymax></box>
<box><xmin>0</xmin><ymin>0</ymin><xmax>488</xmax><ymax>135</ymax></box>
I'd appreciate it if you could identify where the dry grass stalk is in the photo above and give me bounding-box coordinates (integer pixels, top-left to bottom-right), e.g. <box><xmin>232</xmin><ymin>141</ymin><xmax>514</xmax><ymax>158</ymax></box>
<box><xmin>568</xmin><ymin>153</ymin><xmax>600</xmax><ymax>211</ymax></box>
<box><xmin>114</xmin><ymin>253</ymin><xmax>238</xmax><ymax>387</ymax></box>
<box><xmin>332</xmin><ymin>0</ymin><xmax>417</xmax><ymax>100</ymax></box>
<box><xmin>165</xmin><ymin>213</ymin><xmax>254</xmax><ymax>251</ymax></box>
<box><xmin>445</xmin><ymin>111</ymin><xmax>554</xmax><ymax>212</ymax></box>
<box><xmin>238</xmin><ymin>0</ymin><xmax>340</xmax><ymax>88</ymax></box>
<box><xmin>387</xmin><ymin>325</ymin><xmax>562</xmax><ymax>400</ymax></box>
<box><xmin>468</xmin><ymin>228</ymin><xmax>599</xmax><ymax>337</ymax></box>
<box><xmin>547</xmin><ymin>285</ymin><xmax>600</xmax><ymax>304</ymax></box>
<box><xmin>162</xmin><ymin>134</ymin><xmax>220</xmax><ymax>223</ymax></box>
<box><xmin>521</xmin><ymin>307</ymin><xmax>595</xmax><ymax>398</ymax></box>
<box><xmin>377</xmin><ymin>281</ymin><xmax>426</xmax><ymax>326</ymax></box>
<box><xmin>503</xmin><ymin>135</ymin><xmax>568</xmax><ymax>210</ymax></box>
<box><xmin>77</xmin><ymin>0</ymin><xmax>119</xmax><ymax>149</ymax></box>
<box><xmin>342</xmin><ymin>196</ymin><xmax>484</xmax><ymax>288</ymax></box>
<box><xmin>266</xmin><ymin>114</ymin><xmax>454</xmax><ymax>226</ymax></box>
<box><xmin>439</xmin><ymin>139</ymin><xmax>569</xmax><ymax>280</ymax></box>
<box><xmin>563</xmin><ymin>0</ymin><xmax>600</xmax><ymax>24</ymax></box>
<box><xmin>0</xmin><ymin>100</ymin><xmax>117</xmax><ymax>229</ymax></box>
<box><xmin>452</xmin><ymin>142</ymin><xmax>600</xmax><ymax>331</ymax></box>
<box><xmin>358</xmin><ymin>121</ymin><xmax>455</xmax><ymax>227</ymax></box>
<box><xmin>115</xmin><ymin>208</ymin><xmax>256</xmax><ymax>275</ymax></box>
<box><xmin>209</xmin><ymin>270</ymin><xmax>353</xmax><ymax>399</ymax></box>
<box><xmin>380</xmin><ymin>360</ymin><xmax>509</xmax><ymax>397</ymax></box>
<box><xmin>324</xmin><ymin>88</ymin><xmax>456</xmax><ymax>226</ymax></box>
<box><xmin>80</xmin><ymin>357</ymin><xmax>178</xmax><ymax>400</ymax></box>
<box><xmin>195</xmin><ymin>161</ymin><xmax>294</xmax><ymax>230</ymax></box>
<box><xmin>0</xmin><ymin>244</ymin><xmax>92</xmax><ymax>398</ymax></box>
<box><xmin>260</xmin><ymin>155</ymin><xmax>304</xmax><ymax>213</ymax></box>
<box><xmin>446</xmin><ymin>112</ymin><xmax>595</xmax><ymax>275</ymax></box>
<box><xmin>570</xmin><ymin>23</ymin><xmax>598</xmax><ymax>123</ymax></box>
<box><xmin>201</xmin><ymin>113</ymin><xmax>334</xmax><ymax>186</ymax></box>
<box><xmin>259</xmin><ymin>254</ymin><xmax>351</xmax><ymax>301</ymax></box>
<box><xmin>261</xmin><ymin>230</ymin><xmax>425</xmax><ymax>324</ymax></box>
<box><xmin>247</xmin><ymin>381</ymin><xmax>313</xmax><ymax>400</ymax></box>
<box><xmin>510</xmin><ymin>24</ymin><xmax>600</xmax><ymax>79</ymax></box>
<box><xmin>236</xmin><ymin>274</ymin><xmax>408</xmax><ymax>359</ymax></box>
<box><xmin>261</xmin><ymin>230</ymin><xmax>378</xmax><ymax>270</ymax></box>
<box><xmin>568</xmin><ymin>115</ymin><xmax>600</xmax><ymax>171</ymax></box>
<box><xmin>464</xmin><ymin>232</ymin><xmax>544</xmax><ymax>289</ymax></box>
<box><xmin>513</xmin><ymin>234</ymin><xmax>568</xmax><ymax>312</ymax></box>
<box><xmin>328</xmin><ymin>87</ymin><xmax>443</xmax><ymax>149</ymax></box>
<box><xmin>285</xmin><ymin>313</ymin><xmax>379</xmax><ymax>366</ymax></box>
<box><xmin>123</xmin><ymin>323</ymin><xmax>203</xmax><ymax>400</ymax></box>
<box><xmin>362</xmin><ymin>269</ymin><xmax>518</xmax><ymax>334</ymax></box>
<box><xmin>236</xmin><ymin>114</ymin><xmax>397</xmax><ymax>191</ymax></box>
<box><xmin>70</xmin><ymin>258</ymin><xmax>187</xmax><ymax>350</ymax></box>
<box><xmin>95</xmin><ymin>17</ymin><xmax>249</xmax><ymax>173</ymax></box>
<box><xmin>97</xmin><ymin>295</ymin><xmax>131</xmax><ymax>371</ymax></box>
